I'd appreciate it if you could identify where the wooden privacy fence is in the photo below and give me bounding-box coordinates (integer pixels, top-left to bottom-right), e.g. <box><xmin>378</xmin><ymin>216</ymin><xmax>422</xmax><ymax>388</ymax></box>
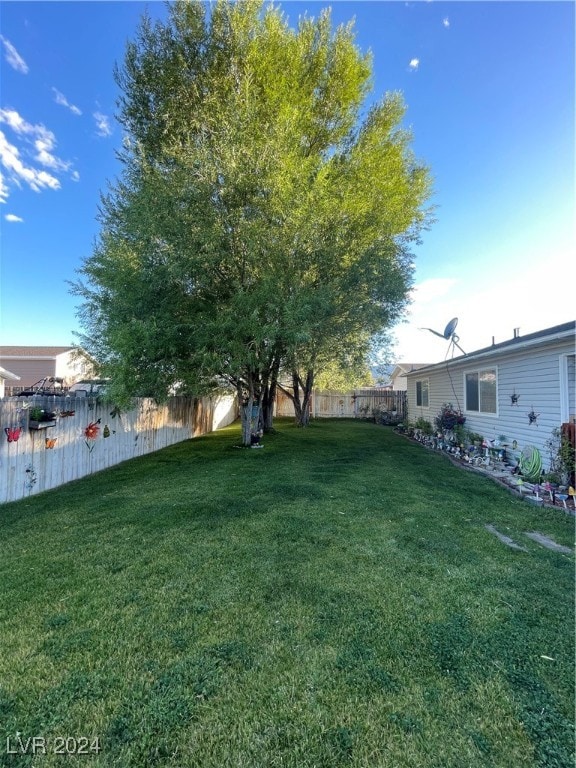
<box><xmin>275</xmin><ymin>388</ymin><xmax>407</xmax><ymax>419</ymax></box>
<box><xmin>0</xmin><ymin>394</ymin><xmax>237</xmax><ymax>504</ymax></box>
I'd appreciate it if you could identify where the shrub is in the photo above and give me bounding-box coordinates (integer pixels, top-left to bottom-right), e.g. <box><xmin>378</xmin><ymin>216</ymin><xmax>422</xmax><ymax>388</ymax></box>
<box><xmin>415</xmin><ymin>417</ymin><xmax>433</xmax><ymax>435</ymax></box>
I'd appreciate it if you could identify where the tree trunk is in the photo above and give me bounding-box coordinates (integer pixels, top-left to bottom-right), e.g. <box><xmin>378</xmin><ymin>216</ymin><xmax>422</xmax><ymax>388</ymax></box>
<box><xmin>279</xmin><ymin>369</ymin><xmax>315</xmax><ymax>427</ymax></box>
<box><xmin>237</xmin><ymin>379</ymin><xmax>256</xmax><ymax>447</ymax></box>
<box><xmin>262</xmin><ymin>354</ymin><xmax>281</xmax><ymax>433</ymax></box>
<box><xmin>298</xmin><ymin>369</ymin><xmax>314</xmax><ymax>427</ymax></box>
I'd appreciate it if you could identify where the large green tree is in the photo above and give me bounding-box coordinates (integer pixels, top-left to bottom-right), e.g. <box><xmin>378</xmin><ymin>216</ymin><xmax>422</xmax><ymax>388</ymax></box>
<box><xmin>73</xmin><ymin>0</ymin><xmax>432</xmax><ymax>443</ymax></box>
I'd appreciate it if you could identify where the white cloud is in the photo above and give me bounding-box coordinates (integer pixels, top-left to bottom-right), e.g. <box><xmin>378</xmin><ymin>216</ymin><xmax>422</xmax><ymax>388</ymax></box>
<box><xmin>93</xmin><ymin>111</ymin><xmax>112</xmax><ymax>137</ymax></box>
<box><xmin>5</xmin><ymin>213</ymin><xmax>23</xmax><ymax>223</ymax></box>
<box><xmin>408</xmin><ymin>58</ymin><xmax>420</xmax><ymax>71</ymax></box>
<box><xmin>52</xmin><ymin>88</ymin><xmax>82</xmax><ymax>116</ymax></box>
<box><xmin>0</xmin><ymin>35</ymin><xmax>28</xmax><ymax>74</ymax></box>
<box><xmin>0</xmin><ymin>171</ymin><xmax>9</xmax><ymax>203</ymax></box>
<box><xmin>0</xmin><ymin>109</ymin><xmax>75</xmax><ymax>198</ymax></box>
<box><xmin>443</xmin><ymin>17</ymin><xmax>450</xmax><ymax>28</ymax></box>
<box><xmin>34</xmin><ymin>134</ymin><xmax>71</xmax><ymax>172</ymax></box>
<box><xmin>0</xmin><ymin>129</ymin><xmax>61</xmax><ymax>194</ymax></box>
<box><xmin>0</xmin><ymin>108</ymin><xmax>70</xmax><ymax>171</ymax></box>
<box><xmin>71</xmin><ymin>170</ymin><xmax>80</xmax><ymax>182</ymax></box>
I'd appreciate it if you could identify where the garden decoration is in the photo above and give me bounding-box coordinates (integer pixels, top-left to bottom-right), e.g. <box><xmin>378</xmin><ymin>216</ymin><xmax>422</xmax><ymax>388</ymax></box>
<box><xmin>510</xmin><ymin>391</ymin><xmax>520</xmax><ymax>405</ymax></box>
<box><xmin>109</xmin><ymin>406</ymin><xmax>121</xmax><ymax>418</ymax></box>
<box><xmin>103</xmin><ymin>424</ymin><xmax>111</xmax><ymax>438</ymax></box>
<box><xmin>527</xmin><ymin>407</ymin><xmax>540</xmax><ymax>426</ymax></box>
<box><xmin>434</xmin><ymin>403</ymin><xmax>466</xmax><ymax>432</ymax></box>
<box><xmin>84</xmin><ymin>420</ymin><xmax>101</xmax><ymax>452</ymax></box>
<box><xmin>28</xmin><ymin>407</ymin><xmax>57</xmax><ymax>430</ymax></box>
<box><xmin>555</xmin><ymin>493</ymin><xmax>568</xmax><ymax>510</ymax></box>
<box><xmin>84</xmin><ymin>420</ymin><xmax>101</xmax><ymax>439</ymax></box>
<box><xmin>4</xmin><ymin>426</ymin><xmax>22</xmax><ymax>443</ymax></box>
<box><xmin>569</xmin><ymin>487</ymin><xmax>576</xmax><ymax>510</ymax></box>
<box><xmin>25</xmin><ymin>464</ymin><xmax>37</xmax><ymax>491</ymax></box>
<box><xmin>45</xmin><ymin>437</ymin><xmax>57</xmax><ymax>449</ymax></box>
<box><xmin>519</xmin><ymin>445</ymin><xmax>542</xmax><ymax>482</ymax></box>
<box><xmin>59</xmin><ymin>410</ymin><xmax>76</xmax><ymax>418</ymax></box>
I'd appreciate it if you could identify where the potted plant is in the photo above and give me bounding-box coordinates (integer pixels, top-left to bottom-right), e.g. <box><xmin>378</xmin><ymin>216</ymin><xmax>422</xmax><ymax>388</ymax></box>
<box><xmin>29</xmin><ymin>406</ymin><xmax>57</xmax><ymax>430</ymax></box>
<box><xmin>434</xmin><ymin>403</ymin><xmax>466</xmax><ymax>433</ymax></box>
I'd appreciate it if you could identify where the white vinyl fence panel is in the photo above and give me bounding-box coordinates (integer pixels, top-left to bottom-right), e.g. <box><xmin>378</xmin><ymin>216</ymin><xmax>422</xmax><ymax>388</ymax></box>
<box><xmin>0</xmin><ymin>394</ymin><xmax>237</xmax><ymax>504</ymax></box>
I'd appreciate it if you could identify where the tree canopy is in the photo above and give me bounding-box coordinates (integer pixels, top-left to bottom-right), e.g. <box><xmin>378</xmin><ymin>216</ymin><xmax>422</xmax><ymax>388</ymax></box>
<box><xmin>73</xmin><ymin>0</ymin><xmax>433</xmax><ymax>443</ymax></box>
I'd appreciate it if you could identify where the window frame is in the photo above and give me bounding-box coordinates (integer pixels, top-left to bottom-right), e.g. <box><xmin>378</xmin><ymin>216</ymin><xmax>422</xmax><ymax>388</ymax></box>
<box><xmin>415</xmin><ymin>378</ymin><xmax>430</xmax><ymax>408</ymax></box>
<box><xmin>463</xmin><ymin>366</ymin><xmax>498</xmax><ymax>416</ymax></box>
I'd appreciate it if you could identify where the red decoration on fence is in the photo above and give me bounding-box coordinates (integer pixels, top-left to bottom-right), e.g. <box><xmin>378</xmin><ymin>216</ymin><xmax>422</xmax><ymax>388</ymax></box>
<box><xmin>45</xmin><ymin>438</ymin><xmax>57</xmax><ymax>449</ymax></box>
<box><xmin>84</xmin><ymin>421</ymin><xmax>100</xmax><ymax>440</ymax></box>
<box><xmin>5</xmin><ymin>427</ymin><xmax>22</xmax><ymax>443</ymax></box>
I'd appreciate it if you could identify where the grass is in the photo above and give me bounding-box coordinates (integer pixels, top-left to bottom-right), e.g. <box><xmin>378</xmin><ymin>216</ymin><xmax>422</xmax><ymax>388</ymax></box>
<box><xmin>0</xmin><ymin>418</ymin><xmax>574</xmax><ymax>768</ymax></box>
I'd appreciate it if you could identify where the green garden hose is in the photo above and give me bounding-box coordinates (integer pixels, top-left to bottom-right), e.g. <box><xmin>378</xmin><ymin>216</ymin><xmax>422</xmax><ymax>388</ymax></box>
<box><xmin>519</xmin><ymin>445</ymin><xmax>542</xmax><ymax>481</ymax></box>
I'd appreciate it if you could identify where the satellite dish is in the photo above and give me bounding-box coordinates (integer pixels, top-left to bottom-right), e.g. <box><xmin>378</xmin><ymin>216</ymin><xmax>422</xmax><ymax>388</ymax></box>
<box><xmin>443</xmin><ymin>317</ymin><xmax>458</xmax><ymax>339</ymax></box>
<box><xmin>420</xmin><ymin>317</ymin><xmax>466</xmax><ymax>357</ymax></box>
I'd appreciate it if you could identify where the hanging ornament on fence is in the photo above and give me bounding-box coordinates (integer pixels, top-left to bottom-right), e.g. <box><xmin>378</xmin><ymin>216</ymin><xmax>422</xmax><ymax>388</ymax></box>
<box><xmin>527</xmin><ymin>407</ymin><xmax>540</xmax><ymax>426</ymax></box>
<box><xmin>45</xmin><ymin>437</ymin><xmax>57</xmax><ymax>449</ymax></box>
<box><xmin>25</xmin><ymin>464</ymin><xmax>37</xmax><ymax>491</ymax></box>
<box><xmin>84</xmin><ymin>420</ymin><xmax>101</xmax><ymax>440</ymax></box>
<box><xmin>103</xmin><ymin>424</ymin><xmax>110</xmax><ymax>438</ymax></box>
<box><xmin>4</xmin><ymin>426</ymin><xmax>22</xmax><ymax>443</ymax></box>
<box><xmin>84</xmin><ymin>419</ymin><xmax>101</xmax><ymax>451</ymax></box>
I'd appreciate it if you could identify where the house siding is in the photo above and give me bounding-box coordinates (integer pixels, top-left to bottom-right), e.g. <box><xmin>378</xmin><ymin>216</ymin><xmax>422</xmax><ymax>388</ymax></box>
<box><xmin>0</xmin><ymin>359</ymin><xmax>57</xmax><ymax>388</ymax></box>
<box><xmin>406</xmin><ymin>332</ymin><xmax>575</xmax><ymax>471</ymax></box>
<box><xmin>0</xmin><ymin>349</ymin><xmax>91</xmax><ymax>389</ymax></box>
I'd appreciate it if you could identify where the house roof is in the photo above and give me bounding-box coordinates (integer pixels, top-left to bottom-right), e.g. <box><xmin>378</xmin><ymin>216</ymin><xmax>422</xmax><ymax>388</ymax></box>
<box><xmin>405</xmin><ymin>321</ymin><xmax>576</xmax><ymax>376</ymax></box>
<box><xmin>391</xmin><ymin>363</ymin><xmax>430</xmax><ymax>377</ymax></box>
<box><xmin>0</xmin><ymin>365</ymin><xmax>20</xmax><ymax>381</ymax></box>
<box><xmin>0</xmin><ymin>346</ymin><xmax>75</xmax><ymax>358</ymax></box>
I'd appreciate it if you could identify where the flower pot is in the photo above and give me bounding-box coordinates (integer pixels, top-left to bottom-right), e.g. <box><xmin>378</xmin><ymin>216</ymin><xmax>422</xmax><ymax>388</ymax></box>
<box><xmin>29</xmin><ymin>420</ymin><xmax>57</xmax><ymax>430</ymax></box>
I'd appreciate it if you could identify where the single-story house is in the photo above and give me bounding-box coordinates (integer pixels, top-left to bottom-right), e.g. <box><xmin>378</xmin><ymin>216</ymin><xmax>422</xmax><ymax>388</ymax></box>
<box><xmin>0</xmin><ymin>346</ymin><xmax>93</xmax><ymax>393</ymax></box>
<box><xmin>388</xmin><ymin>363</ymin><xmax>430</xmax><ymax>391</ymax></box>
<box><xmin>0</xmin><ymin>366</ymin><xmax>20</xmax><ymax>398</ymax></box>
<box><xmin>405</xmin><ymin>321</ymin><xmax>575</xmax><ymax>471</ymax></box>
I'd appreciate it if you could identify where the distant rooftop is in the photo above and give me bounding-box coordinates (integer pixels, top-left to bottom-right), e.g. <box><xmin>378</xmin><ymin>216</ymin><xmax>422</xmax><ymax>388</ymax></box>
<box><xmin>0</xmin><ymin>346</ymin><xmax>75</xmax><ymax>357</ymax></box>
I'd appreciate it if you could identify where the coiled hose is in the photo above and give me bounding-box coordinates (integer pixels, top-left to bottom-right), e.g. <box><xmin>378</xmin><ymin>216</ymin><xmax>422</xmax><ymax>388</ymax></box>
<box><xmin>519</xmin><ymin>445</ymin><xmax>542</xmax><ymax>481</ymax></box>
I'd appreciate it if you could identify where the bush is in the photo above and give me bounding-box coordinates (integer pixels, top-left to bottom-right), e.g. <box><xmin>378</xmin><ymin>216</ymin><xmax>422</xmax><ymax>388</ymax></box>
<box><xmin>415</xmin><ymin>417</ymin><xmax>433</xmax><ymax>435</ymax></box>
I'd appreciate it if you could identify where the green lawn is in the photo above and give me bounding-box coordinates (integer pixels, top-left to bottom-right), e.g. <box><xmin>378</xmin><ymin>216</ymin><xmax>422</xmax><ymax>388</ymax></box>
<box><xmin>0</xmin><ymin>418</ymin><xmax>573</xmax><ymax>768</ymax></box>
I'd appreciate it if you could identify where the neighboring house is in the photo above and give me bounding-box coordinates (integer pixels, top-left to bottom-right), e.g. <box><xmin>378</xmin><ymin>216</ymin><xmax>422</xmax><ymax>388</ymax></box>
<box><xmin>0</xmin><ymin>346</ymin><xmax>93</xmax><ymax>393</ymax></box>
<box><xmin>0</xmin><ymin>366</ymin><xmax>20</xmax><ymax>398</ymax></box>
<box><xmin>405</xmin><ymin>321</ymin><xmax>576</xmax><ymax>470</ymax></box>
<box><xmin>388</xmin><ymin>363</ymin><xmax>429</xmax><ymax>391</ymax></box>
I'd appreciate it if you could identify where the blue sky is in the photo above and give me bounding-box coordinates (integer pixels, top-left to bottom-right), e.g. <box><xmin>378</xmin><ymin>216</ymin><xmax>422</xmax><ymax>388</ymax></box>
<box><xmin>1</xmin><ymin>1</ymin><xmax>574</xmax><ymax>364</ymax></box>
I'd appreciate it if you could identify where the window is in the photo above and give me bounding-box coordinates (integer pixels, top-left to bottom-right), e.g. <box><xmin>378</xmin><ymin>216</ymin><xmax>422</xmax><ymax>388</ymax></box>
<box><xmin>416</xmin><ymin>379</ymin><xmax>429</xmax><ymax>407</ymax></box>
<box><xmin>465</xmin><ymin>368</ymin><xmax>497</xmax><ymax>414</ymax></box>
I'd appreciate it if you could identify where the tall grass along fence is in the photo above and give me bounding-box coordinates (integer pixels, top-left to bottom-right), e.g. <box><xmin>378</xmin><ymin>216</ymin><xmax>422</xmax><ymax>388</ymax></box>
<box><xmin>275</xmin><ymin>388</ymin><xmax>407</xmax><ymax>420</ymax></box>
<box><xmin>0</xmin><ymin>394</ymin><xmax>237</xmax><ymax>504</ymax></box>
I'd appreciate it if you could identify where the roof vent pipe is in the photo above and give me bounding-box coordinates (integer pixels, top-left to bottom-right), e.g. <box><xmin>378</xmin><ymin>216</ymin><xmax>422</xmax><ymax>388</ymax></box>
<box><xmin>513</xmin><ymin>327</ymin><xmax>520</xmax><ymax>338</ymax></box>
